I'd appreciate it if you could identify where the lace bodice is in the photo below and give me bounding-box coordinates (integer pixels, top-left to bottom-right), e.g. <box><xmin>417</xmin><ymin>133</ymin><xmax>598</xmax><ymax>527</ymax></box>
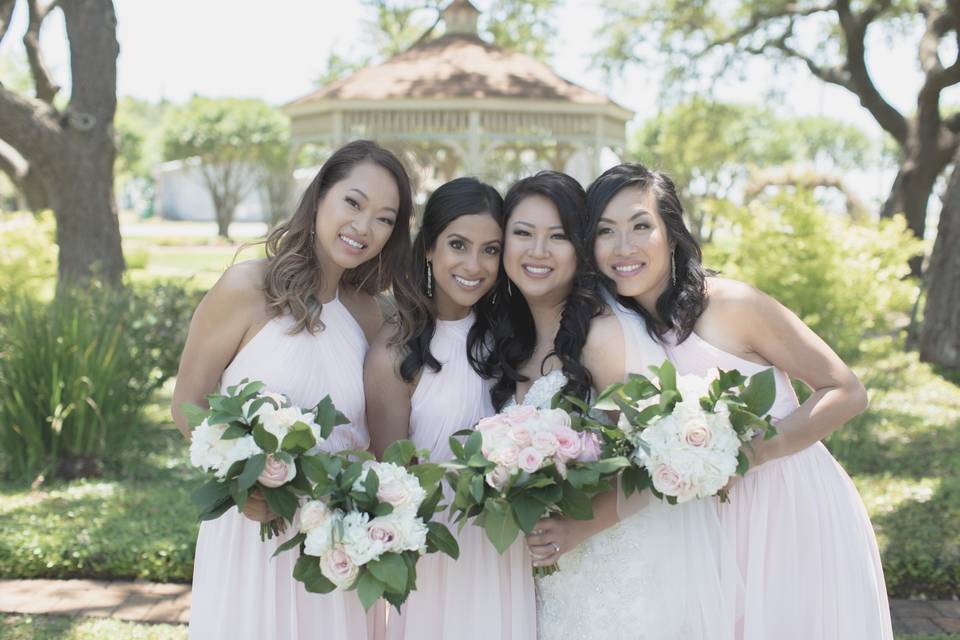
<box><xmin>507</xmin><ymin>369</ymin><xmax>567</xmax><ymax>410</ymax></box>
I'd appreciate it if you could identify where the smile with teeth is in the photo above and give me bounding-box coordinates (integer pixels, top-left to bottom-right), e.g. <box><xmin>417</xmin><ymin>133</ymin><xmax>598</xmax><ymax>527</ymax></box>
<box><xmin>613</xmin><ymin>262</ymin><xmax>645</xmax><ymax>276</ymax></box>
<box><xmin>522</xmin><ymin>265</ymin><xmax>553</xmax><ymax>277</ymax></box>
<box><xmin>454</xmin><ymin>275</ymin><xmax>482</xmax><ymax>288</ymax></box>
<box><xmin>339</xmin><ymin>234</ymin><xmax>367</xmax><ymax>250</ymax></box>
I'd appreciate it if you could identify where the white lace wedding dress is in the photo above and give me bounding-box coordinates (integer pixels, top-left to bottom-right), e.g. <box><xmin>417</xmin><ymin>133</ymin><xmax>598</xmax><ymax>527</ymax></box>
<box><xmin>519</xmin><ymin>342</ymin><xmax>738</xmax><ymax>639</ymax></box>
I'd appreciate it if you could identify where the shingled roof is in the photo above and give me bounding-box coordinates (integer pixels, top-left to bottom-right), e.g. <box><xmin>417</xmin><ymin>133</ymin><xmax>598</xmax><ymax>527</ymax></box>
<box><xmin>287</xmin><ymin>32</ymin><xmax>621</xmax><ymax>107</ymax></box>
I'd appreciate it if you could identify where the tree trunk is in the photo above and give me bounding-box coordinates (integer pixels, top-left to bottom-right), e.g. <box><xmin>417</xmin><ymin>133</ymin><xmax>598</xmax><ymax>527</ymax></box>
<box><xmin>919</xmin><ymin>163</ymin><xmax>960</xmax><ymax>370</ymax></box>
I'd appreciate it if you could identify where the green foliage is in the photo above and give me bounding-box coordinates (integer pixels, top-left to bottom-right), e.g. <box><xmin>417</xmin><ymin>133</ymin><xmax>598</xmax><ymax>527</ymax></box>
<box><xmin>0</xmin><ymin>281</ymin><xmax>200</xmax><ymax>480</ymax></box>
<box><xmin>704</xmin><ymin>192</ymin><xmax>922</xmax><ymax>359</ymax></box>
<box><xmin>482</xmin><ymin>0</ymin><xmax>560</xmax><ymax>62</ymax></box>
<box><xmin>0</xmin><ymin>211</ymin><xmax>57</xmax><ymax>302</ymax></box>
<box><xmin>0</xmin><ymin>615</ymin><xmax>187</xmax><ymax>640</ymax></box>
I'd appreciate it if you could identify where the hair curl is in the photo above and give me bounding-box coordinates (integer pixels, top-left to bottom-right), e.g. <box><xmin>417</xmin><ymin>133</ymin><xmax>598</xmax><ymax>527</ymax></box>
<box><xmin>585</xmin><ymin>162</ymin><xmax>709</xmax><ymax>342</ymax></box>
<box><xmin>488</xmin><ymin>171</ymin><xmax>605</xmax><ymax>410</ymax></box>
<box><xmin>261</xmin><ymin>140</ymin><xmax>413</xmax><ymax>334</ymax></box>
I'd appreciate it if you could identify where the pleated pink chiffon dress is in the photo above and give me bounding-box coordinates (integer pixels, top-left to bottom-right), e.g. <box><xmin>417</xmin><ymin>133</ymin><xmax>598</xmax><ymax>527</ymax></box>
<box><xmin>189</xmin><ymin>295</ymin><xmax>377</xmax><ymax>640</ymax></box>
<box><xmin>383</xmin><ymin>314</ymin><xmax>537</xmax><ymax>640</ymax></box>
<box><xmin>664</xmin><ymin>330</ymin><xmax>893</xmax><ymax>640</ymax></box>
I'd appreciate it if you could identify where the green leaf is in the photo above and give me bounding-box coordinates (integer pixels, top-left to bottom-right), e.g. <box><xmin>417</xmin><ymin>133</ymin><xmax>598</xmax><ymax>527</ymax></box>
<box><xmin>463</xmin><ymin>430</ymin><xmax>483</xmax><ymax>461</ymax></box>
<box><xmin>238</xmin><ymin>379</ymin><xmax>266</xmax><ymax>399</ymax></box>
<box><xmin>480</xmin><ymin>498</ymin><xmax>520</xmax><ymax>553</ymax></box>
<box><xmin>219</xmin><ymin>423</ymin><xmax>248</xmax><ymax>439</ymax></box>
<box><xmin>653</xmin><ymin>360</ymin><xmax>677</xmax><ymax>393</ymax></box>
<box><xmin>373</xmin><ymin>502</ymin><xmax>395</xmax><ymax>517</ymax></box>
<box><xmin>293</xmin><ymin>554</ymin><xmax>337</xmax><ymax>593</ymax></box>
<box><xmin>356</xmin><ymin>570</ymin><xmax>386</xmax><ymax>611</ymax></box>
<box><xmin>253</xmin><ymin>421</ymin><xmax>279</xmax><ymax>453</ymax></box>
<box><xmin>198</xmin><ymin>498</ymin><xmax>234</xmax><ymax>521</ymax></box>
<box><xmin>736</xmin><ymin>450</ymin><xmax>750</xmax><ymax>476</ymax></box>
<box><xmin>557</xmin><ymin>481</ymin><xmax>594</xmax><ymax>520</ymax></box>
<box><xmin>469</xmin><ymin>473</ymin><xmax>486</xmax><ymax>504</ymax></box>
<box><xmin>231</xmin><ymin>482</ymin><xmax>249</xmax><ymax>512</ymax></box>
<box><xmin>280</xmin><ymin>422</ymin><xmax>317</xmax><ymax>454</ymax></box>
<box><xmin>409</xmin><ymin>463</ymin><xmax>444</xmax><ymax>492</ymax></box>
<box><xmin>426</xmin><ymin>521</ymin><xmax>460</xmax><ymax>559</ymax></box>
<box><xmin>590</xmin><ymin>456</ymin><xmax>631</xmax><ymax>475</ymax></box>
<box><xmin>448</xmin><ymin>435</ymin><xmax>466</xmax><ymax>460</ymax></box>
<box><xmin>191</xmin><ymin>478</ymin><xmax>231</xmax><ymax>507</ymax></box>
<box><xmin>182</xmin><ymin>403</ymin><xmax>210</xmax><ymax>428</ymax></box>
<box><xmin>383</xmin><ymin>439</ymin><xmax>417</xmax><ymax>466</ymax></box>
<box><xmin>511</xmin><ymin>492</ymin><xmax>550</xmax><ymax>533</ymax></box>
<box><xmin>261</xmin><ymin>486</ymin><xmax>298</xmax><ymax>521</ymax></box>
<box><xmin>301</xmin><ymin>455</ymin><xmax>331</xmax><ymax>484</ymax></box>
<box><xmin>565</xmin><ymin>466</ymin><xmax>601</xmax><ymax>489</ymax></box>
<box><xmin>237</xmin><ymin>453</ymin><xmax>267</xmax><ymax>492</ymax></box>
<box><xmin>339</xmin><ymin>461</ymin><xmax>364</xmax><ymax>490</ymax></box>
<box><xmin>741</xmin><ymin>368</ymin><xmax>776</xmax><ymax>416</ymax></box>
<box><xmin>313</xmin><ymin>395</ymin><xmax>350</xmax><ymax>438</ymax></box>
<box><xmin>620</xmin><ymin>466</ymin><xmax>639</xmax><ymax>497</ymax></box>
<box><xmin>416</xmin><ymin>484</ymin><xmax>443</xmax><ymax>520</ymax></box>
<box><xmin>364</xmin><ymin>468</ymin><xmax>380</xmax><ymax>499</ymax></box>
<box><xmin>272</xmin><ymin>532</ymin><xmax>306</xmax><ymax>557</ymax></box>
<box><xmin>367</xmin><ymin>553</ymin><xmax>408</xmax><ymax>594</ymax></box>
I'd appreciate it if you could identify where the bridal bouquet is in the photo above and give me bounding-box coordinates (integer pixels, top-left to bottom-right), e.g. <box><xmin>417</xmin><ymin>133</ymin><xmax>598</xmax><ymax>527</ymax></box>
<box><xmin>595</xmin><ymin>361</ymin><xmax>777</xmax><ymax>503</ymax></box>
<box><xmin>184</xmin><ymin>378</ymin><xmax>345</xmax><ymax>539</ymax></box>
<box><xmin>275</xmin><ymin>441</ymin><xmax>459</xmax><ymax>611</ymax></box>
<box><xmin>446</xmin><ymin>403</ymin><xmax>627</xmax><ymax>572</ymax></box>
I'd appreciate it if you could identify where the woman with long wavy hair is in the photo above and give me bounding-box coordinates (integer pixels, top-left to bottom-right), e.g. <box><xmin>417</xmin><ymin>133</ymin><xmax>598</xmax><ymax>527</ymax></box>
<box><xmin>171</xmin><ymin>140</ymin><xmax>414</xmax><ymax>640</ymax></box>
<box><xmin>364</xmin><ymin>176</ymin><xmax>537</xmax><ymax>639</ymax></box>
<box><xmin>588</xmin><ymin>162</ymin><xmax>892</xmax><ymax>639</ymax></box>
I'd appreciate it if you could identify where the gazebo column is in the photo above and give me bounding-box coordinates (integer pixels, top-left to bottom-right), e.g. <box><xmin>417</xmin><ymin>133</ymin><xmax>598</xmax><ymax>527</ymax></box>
<box><xmin>464</xmin><ymin>111</ymin><xmax>483</xmax><ymax>176</ymax></box>
<box><xmin>590</xmin><ymin>115</ymin><xmax>604</xmax><ymax>177</ymax></box>
<box><xmin>333</xmin><ymin>111</ymin><xmax>345</xmax><ymax>147</ymax></box>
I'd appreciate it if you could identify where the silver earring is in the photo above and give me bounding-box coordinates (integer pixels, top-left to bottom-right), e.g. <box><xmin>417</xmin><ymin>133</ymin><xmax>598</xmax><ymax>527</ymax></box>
<box><xmin>426</xmin><ymin>260</ymin><xmax>433</xmax><ymax>298</ymax></box>
<box><xmin>670</xmin><ymin>251</ymin><xmax>677</xmax><ymax>286</ymax></box>
<box><xmin>507</xmin><ymin>280</ymin><xmax>513</xmax><ymax>296</ymax></box>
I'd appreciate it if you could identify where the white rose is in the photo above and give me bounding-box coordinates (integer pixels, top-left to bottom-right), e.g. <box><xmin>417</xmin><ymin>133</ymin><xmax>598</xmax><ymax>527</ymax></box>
<box><xmin>320</xmin><ymin>546</ymin><xmax>359</xmax><ymax>589</ymax></box>
<box><xmin>354</xmin><ymin>462</ymin><xmax>426</xmax><ymax>514</ymax></box>
<box><xmin>299</xmin><ymin>500</ymin><xmax>331</xmax><ymax>532</ymax></box>
<box><xmin>341</xmin><ymin>511</ymin><xmax>381</xmax><ymax>565</ymax></box>
<box><xmin>303</xmin><ymin>519</ymin><xmax>334</xmax><ymax>556</ymax></box>
<box><xmin>676</xmin><ymin>373</ymin><xmax>714</xmax><ymax>402</ymax></box>
<box><xmin>391</xmin><ymin>512</ymin><xmax>429</xmax><ymax>553</ymax></box>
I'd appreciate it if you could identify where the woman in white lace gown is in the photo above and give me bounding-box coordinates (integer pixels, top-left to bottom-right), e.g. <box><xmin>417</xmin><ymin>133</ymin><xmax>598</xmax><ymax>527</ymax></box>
<box><xmin>490</xmin><ymin>172</ymin><xmax>738</xmax><ymax>639</ymax></box>
<box><xmin>171</xmin><ymin>141</ymin><xmax>414</xmax><ymax>640</ymax></box>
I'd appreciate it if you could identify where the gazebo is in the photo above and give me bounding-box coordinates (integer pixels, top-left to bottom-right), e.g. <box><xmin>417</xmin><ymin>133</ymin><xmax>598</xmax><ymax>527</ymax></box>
<box><xmin>282</xmin><ymin>0</ymin><xmax>633</xmax><ymax>189</ymax></box>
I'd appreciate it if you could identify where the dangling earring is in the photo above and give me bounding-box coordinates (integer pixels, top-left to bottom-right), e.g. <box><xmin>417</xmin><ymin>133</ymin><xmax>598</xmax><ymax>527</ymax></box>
<box><xmin>507</xmin><ymin>280</ymin><xmax>513</xmax><ymax>296</ymax></box>
<box><xmin>670</xmin><ymin>250</ymin><xmax>677</xmax><ymax>286</ymax></box>
<box><xmin>425</xmin><ymin>260</ymin><xmax>433</xmax><ymax>298</ymax></box>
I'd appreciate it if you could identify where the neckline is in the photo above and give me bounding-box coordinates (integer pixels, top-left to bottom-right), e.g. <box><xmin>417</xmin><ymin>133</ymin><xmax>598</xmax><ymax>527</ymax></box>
<box><xmin>514</xmin><ymin>369</ymin><xmax>566</xmax><ymax>407</ymax></box>
<box><xmin>669</xmin><ymin>329</ymin><xmax>771</xmax><ymax>373</ymax></box>
<box><xmin>436</xmin><ymin>312</ymin><xmax>474</xmax><ymax>335</ymax></box>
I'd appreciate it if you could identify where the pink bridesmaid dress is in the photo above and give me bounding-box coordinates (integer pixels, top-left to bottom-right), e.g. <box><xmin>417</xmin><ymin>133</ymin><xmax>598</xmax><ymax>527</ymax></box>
<box><xmin>664</xmin><ymin>330</ymin><xmax>893</xmax><ymax>640</ymax></box>
<box><xmin>384</xmin><ymin>313</ymin><xmax>537</xmax><ymax>640</ymax></box>
<box><xmin>189</xmin><ymin>294</ymin><xmax>376</xmax><ymax>639</ymax></box>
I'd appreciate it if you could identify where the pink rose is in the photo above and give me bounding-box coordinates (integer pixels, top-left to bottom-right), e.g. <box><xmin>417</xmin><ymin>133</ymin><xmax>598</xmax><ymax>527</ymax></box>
<box><xmin>544</xmin><ymin>408</ymin><xmax>572</xmax><ymax>429</ymax></box>
<box><xmin>532</xmin><ymin>431</ymin><xmax>560</xmax><ymax>457</ymax></box>
<box><xmin>554</xmin><ymin>428</ymin><xmax>582</xmax><ymax>462</ymax></box>
<box><xmin>651</xmin><ymin>464</ymin><xmax>688</xmax><ymax>497</ymax></box>
<box><xmin>377</xmin><ymin>478</ymin><xmax>414</xmax><ymax>510</ymax></box>
<box><xmin>485</xmin><ymin>465</ymin><xmax>513</xmax><ymax>491</ymax></box>
<box><xmin>319</xmin><ymin>546</ymin><xmax>359</xmax><ymax>588</ymax></box>
<box><xmin>477</xmin><ymin>415</ymin><xmax>510</xmax><ymax>433</ymax></box>
<box><xmin>682</xmin><ymin>420</ymin><xmax>713</xmax><ymax>448</ymax></box>
<box><xmin>503</xmin><ymin>404</ymin><xmax>538</xmax><ymax>426</ymax></box>
<box><xmin>258</xmin><ymin>454</ymin><xmax>296</xmax><ymax>488</ymax></box>
<box><xmin>576</xmin><ymin>432</ymin><xmax>602</xmax><ymax>462</ymax></box>
<box><xmin>507</xmin><ymin>425</ymin><xmax>533</xmax><ymax>448</ymax></box>
<box><xmin>518</xmin><ymin>447</ymin><xmax>545</xmax><ymax>473</ymax></box>
<box><xmin>493</xmin><ymin>444</ymin><xmax>519</xmax><ymax>468</ymax></box>
<box><xmin>367</xmin><ymin>518</ymin><xmax>400</xmax><ymax>552</ymax></box>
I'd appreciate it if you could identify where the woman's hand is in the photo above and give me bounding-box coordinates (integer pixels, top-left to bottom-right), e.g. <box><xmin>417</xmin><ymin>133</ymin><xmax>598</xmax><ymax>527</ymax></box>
<box><xmin>241</xmin><ymin>489</ymin><xmax>277</xmax><ymax>523</ymax></box>
<box><xmin>525</xmin><ymin>516</ymin><xmax>589</xmax><ymax>567</ymax></box>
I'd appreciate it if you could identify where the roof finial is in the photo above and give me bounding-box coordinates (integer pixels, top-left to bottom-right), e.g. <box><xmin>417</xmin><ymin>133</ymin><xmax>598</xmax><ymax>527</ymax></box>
<box><xmin>442</xmin><ymin>0</ymin><xmax>480</xmax><ymax>36</ymax></box>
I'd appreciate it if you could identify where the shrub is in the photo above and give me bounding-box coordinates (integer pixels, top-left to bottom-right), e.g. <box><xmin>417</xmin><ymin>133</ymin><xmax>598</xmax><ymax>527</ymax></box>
<box><xmin>0</xmin><ymin>210</ymin><xmax>57</xmax><ymax>302</ymax></box>
<box><xmin>0</xmin><ymin>281</ymin><xmax>200</xmax><ymax>480</ymax></box>
<box><xmin>703</xmin><ymin>192</ymin><xmax>922</xmax><ymax>360</ymax></box>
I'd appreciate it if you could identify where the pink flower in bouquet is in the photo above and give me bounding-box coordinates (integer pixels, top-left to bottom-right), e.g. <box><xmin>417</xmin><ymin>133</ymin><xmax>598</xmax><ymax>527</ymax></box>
<box><xmin>477</xmin><ymin>414</ymin><xmax>510</xmax><ymax>433</ymax></box>
<box><xmin>532</xmin><ymin>430</ymin><xmax>560</xmax><ymax>457</ymax></box>
<box><xmin>320</xmin><ymin>546</ymin><xmax>359</xmax><ymax>588</ymax></box>
<box><xmin>576</xmin><ymin>432</ymin><xmax>602</xmax><ymax>462</ymax></box>
<box><xmin>518</xmin><ymin>447</ymin><xmax>545</xmax><ymax>473</ymax></box>
<box><xmin>492</xmin><ymin>444</ymin><xmax>520</xmax><ymax>468</ymax></box>
<box><xmin>554</xmin><ymin>427</ymin><xmax>582</xmax><ymax>462</ymax></box>
<box><xmin>682</xmin><ymin>419</ymin><xmax>714</xmax><ymax>448</ymax></box>
<box><xmin>503</xmin><ymin>404</ymin><xmax>537</xmax><ymax>425</ymax></box>
<box><xmin>258</xmin><ymin>454</ymin><xmax>297</xmax><ymax>488</ymax></box>
<box><xmin>485</xmin><ymin>465</ymin><xmax>513</xmax><ymax>491</ymax></box>
<box><xmin>651</xmin><ymin>463</ymin><xmax>689</xmax><ymax>497</ymax></box>
<box><xmin>507</xmin><ymin>424</ymin><xmax>533</xmax><ymax>448</ymax></box>
<box><xmin>367</xmin><ymin>518</ymin><xmax>400</xmax><ymax>552</ymax></box>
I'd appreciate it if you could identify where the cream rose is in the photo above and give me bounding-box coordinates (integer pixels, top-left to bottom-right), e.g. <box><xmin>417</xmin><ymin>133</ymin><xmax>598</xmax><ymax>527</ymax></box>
<box><xmin>320</xmin><ymin>547</ymin><xmax>359</xmax><ymax>588</ymax></box>
<box><xmin>518</xmin><ymin>447</ymin><xmax>545</xmax><ymax>473</ymax></box>
<box><xmin>258</xmin><ymin>454</ymin><xmax>296</xmax><ymax>488</ymax></box>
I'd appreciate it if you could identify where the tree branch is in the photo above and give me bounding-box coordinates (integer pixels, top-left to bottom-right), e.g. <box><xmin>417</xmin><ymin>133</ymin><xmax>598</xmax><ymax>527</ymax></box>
<box><xmin>0</xmin><ymin>137</ymin><xmax>28</xmax><ymax>181</ymax></box>
<box><xmin>699</xmin><ymin>3</ymin><xmax>833</xmax><ymax>56</ymax></box>
<box><xmin>0</xmin><ymin>0</ymin><xmax>15</xmax><ymax>47</ymax></box>
<box><xmin>0</xmin><ymin>84</ymin><xmax>59</xmax><ymax>163</ymax></box>
<box><xmin>23</xmin><ymin>0</ymin><xmax>60</xmax><ymax>103</ymax></box>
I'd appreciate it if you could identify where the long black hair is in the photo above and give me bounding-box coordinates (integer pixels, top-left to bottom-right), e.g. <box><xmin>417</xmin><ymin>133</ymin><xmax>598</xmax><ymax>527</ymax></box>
<box><xmin>585</xmin><ymin>163</ymin><xmax>709</xmax><ymax>342</ymax></box>
<box><xmin>391</xmin><ymin>177</ymin><xmax>504</xmax><ymax>382</ymax></box>
<box><xmin>488</xmin><ymin>171</ymin><xmax>605</xmax><ymax>410</ymax></box>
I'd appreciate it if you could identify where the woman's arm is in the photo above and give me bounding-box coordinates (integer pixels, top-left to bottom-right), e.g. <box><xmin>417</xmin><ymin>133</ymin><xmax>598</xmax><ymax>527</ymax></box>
<box><xmin>363</xmin><ymin>326</ymin><xmax>413</xmax><ymax>459</ymax></box>
<box><xmin>705</xmin><ymin>278</ymin><xmax>869</xmax><ymax>465</ymax></box>
<box><xmin>170</xmin><ymin>261</ymin><xmax>267</xmax><ymax>439</ymax></box>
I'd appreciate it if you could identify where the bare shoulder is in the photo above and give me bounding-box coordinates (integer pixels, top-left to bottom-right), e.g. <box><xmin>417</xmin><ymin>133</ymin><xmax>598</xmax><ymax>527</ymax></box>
<box><xmin>585</xmin><ymin>307</ymin><xmax>625</xmax><ymax>351</ymax></box>
<box><xmin>201</xmin><ymin>259</ymin><xmax>268</xmax><ymax>316</ymax></box>
<box><xmin>364</xmin><ymin>323</ymin><xmax>402</xmax><ymax>371</ymax></box>
<box><xmin>340</xmin><ymin>287</ymin><xmax>387</xmax><ymax>343</ymax></box>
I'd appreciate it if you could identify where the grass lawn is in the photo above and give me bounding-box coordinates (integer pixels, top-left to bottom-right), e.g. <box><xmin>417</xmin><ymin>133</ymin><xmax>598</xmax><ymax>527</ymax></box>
<box><xmin>0</xmin><ymin>614</ymin><xmax>185</xmax><ymax>639</ymax></box>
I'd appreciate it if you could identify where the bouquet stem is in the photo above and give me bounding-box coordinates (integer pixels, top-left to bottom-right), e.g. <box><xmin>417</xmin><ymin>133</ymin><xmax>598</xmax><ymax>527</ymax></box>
<box><xmin>533</xmin><ymin>563</ymin><xmax>560</xmax><ymax>578</ymax></box>
<box><xmin>260</xmin><ymin>517</ymin><xmax>288</xmax><ymax>541</ymax></box>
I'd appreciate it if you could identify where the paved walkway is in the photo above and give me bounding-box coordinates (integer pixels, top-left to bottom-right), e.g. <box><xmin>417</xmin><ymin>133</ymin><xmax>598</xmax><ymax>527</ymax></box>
<box><xmin>1</xmin><ymin>579</ymin><xmax>958</xmax><ymax>633</ymax></box>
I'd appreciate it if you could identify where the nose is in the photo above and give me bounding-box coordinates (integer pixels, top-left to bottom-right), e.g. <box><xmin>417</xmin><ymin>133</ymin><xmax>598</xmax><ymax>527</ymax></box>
<box><xmin>351</xmin><ymin>211</ymin><xmax>371</xmax><ymax>237</ymax></box>
<box><xmin>615</xmin><ymin>230</ymin><xmax>632</xmax><ymax>256</ymax></box>
<box><xmin>529</xmin><ymin>234</ymin><xmax>550</xmax><ymax>259</ymax></box>
<box><xmin>463</xmin><ymin>250</ymin><xmax>483</xmax><ymax>275</ymax></box>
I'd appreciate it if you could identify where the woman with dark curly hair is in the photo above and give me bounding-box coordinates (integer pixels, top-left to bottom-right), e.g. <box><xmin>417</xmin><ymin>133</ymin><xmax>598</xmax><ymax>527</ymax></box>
<box><xmin>364</xmin><ymin>176</ymin><xmax>537</xmax><ymax>639</ymax></box>
<box><xmin>172</xmin><ymin>140</ymin><xmax>413</xmax><ymax>640</ymax></box>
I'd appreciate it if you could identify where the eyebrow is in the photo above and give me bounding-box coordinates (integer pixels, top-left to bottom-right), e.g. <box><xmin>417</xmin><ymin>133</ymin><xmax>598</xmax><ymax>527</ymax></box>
<box><xmin>347</xmin><ymin>188</ymin><xmax>398</xmax><ymax>215</ymax></box>
<box><xmin>512</xmin><ymin>220</ymin><xmax>565</xmax><ymax>230</ymax></box>
<box><xmin>599</xmin><ymin>210</ymin><xmax>653</xmax><ymax>224</ymax></box>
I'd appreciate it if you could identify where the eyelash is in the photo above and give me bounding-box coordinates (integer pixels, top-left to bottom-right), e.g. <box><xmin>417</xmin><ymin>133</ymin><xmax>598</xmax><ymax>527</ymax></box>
<box><xmin>345</xmin><ymin>197</ymin><xmax>360</xmax><ymax>209</ymax></box>
<box><xmin>484</xmin><ymin>246</ymin><xmax>501</xmax><ymax>256</ymax></box>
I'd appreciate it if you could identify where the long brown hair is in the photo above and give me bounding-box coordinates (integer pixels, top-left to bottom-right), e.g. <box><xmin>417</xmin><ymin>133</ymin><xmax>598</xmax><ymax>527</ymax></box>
<box><xmin>262</xmin><ymin>140</ymin><xmax>414</xmax><ymax>334</ymax></box>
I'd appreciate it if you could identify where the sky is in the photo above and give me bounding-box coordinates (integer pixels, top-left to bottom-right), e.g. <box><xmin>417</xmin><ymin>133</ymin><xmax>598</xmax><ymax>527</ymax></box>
<box><xmin>0</xmin><ymin>0</ymin><xmax>944</xmax><ymax>205</ymax></box>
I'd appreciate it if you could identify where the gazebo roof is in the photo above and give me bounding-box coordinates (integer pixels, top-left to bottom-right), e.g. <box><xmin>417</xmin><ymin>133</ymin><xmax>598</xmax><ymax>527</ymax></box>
<box><xmin>286</xmin><ymin>33</ymin><xmax>627</xmax><ymax>111</ymax></box>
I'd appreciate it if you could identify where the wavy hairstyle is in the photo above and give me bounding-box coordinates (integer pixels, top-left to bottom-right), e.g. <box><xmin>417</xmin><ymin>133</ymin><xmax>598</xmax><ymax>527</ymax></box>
<box><xmin>585</xmin><ymin>162</ymin><xmax>709</xmax><ymax>343</ymax></box>
<box><xmin>390</xmin><ymin>177</ymin><xmax>504</xmax><ymax>383</ymax></box>
<box><xmin>261</xmin><ymin>140</ymin><xmax>413</xmax><ymax>334</ymax></box>
<box><xmin>488</xmin><ymin>171</ymin><xmax>606</xmax><ymax>411</ymax></box>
